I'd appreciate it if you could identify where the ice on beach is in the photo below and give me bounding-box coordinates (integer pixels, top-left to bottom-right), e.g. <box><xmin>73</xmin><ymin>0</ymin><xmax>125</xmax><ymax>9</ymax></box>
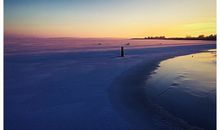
<box><xmin>4</xmin><ymin>37</ymin><xmax>215</xmax><ymax>55</ymax></box>
<box><xmin>4</xmin><ymin>41</ymin><xmax>216</xmax><ymax>130</ymax></box>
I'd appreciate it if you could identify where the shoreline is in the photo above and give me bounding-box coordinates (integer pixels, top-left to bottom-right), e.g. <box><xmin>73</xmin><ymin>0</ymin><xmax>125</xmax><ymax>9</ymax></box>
<box><xmin>108</xmin><ymin>44</ymin><xmax>215</xmax><ymax>129</ymax></box>
<box><xmin>5</xmin><ymin>43</ymin><xmax>216</xmax><ymax>130</ymax></box>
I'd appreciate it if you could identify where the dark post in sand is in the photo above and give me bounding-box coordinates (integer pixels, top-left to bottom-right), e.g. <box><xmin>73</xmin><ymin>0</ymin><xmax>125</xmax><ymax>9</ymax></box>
<box><xmin>121</xmin><ymin>46</ymin><xmax>124</xmax><ymax>57</ymax></box>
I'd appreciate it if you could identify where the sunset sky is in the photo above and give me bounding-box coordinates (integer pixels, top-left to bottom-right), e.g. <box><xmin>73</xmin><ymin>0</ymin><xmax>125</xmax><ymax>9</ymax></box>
<box><xmin>4</xmin><ymin>0</ymin><xmax>216</xmax><ymax>38</ymax></box>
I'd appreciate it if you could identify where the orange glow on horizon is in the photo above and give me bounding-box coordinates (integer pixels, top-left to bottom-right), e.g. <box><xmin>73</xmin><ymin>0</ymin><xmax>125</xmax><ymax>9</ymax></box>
<box><xmin>4</xmin><ymin>0</ymin><xmax>216</xmax><ymax>38</ymax></box>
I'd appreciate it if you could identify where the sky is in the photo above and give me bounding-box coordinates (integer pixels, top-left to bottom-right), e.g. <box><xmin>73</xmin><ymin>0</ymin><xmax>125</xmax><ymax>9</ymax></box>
<box><xmin>4</xmin><ymin>0</ymin><xmax>216</xmax><ymax>38</ymax></box>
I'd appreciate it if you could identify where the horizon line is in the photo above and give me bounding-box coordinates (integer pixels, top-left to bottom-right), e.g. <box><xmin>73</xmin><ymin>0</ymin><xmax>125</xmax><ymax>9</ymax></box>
<box><xmin>4</xmin><ymin>34</ymin><xmax>217</xmax><ymax>39</ymax></box>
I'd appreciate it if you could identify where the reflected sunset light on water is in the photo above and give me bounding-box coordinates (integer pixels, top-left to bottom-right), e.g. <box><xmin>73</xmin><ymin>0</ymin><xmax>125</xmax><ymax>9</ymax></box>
<box><xmin>144</xmin><ymin>49</ymin><xmax>216</xmax><ymax>130</ymax></box>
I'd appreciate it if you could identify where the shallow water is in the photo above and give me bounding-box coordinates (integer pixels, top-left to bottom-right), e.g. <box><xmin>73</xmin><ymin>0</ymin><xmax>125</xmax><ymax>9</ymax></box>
<box><xmin>144</xmin><ymin>49</ymin><xmax>216</xmax><ymax>130</ymax></box>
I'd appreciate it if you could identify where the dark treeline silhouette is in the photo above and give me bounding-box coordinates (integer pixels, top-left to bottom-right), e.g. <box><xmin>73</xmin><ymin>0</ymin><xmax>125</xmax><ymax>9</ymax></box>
<box><xmin>131</xmin><ymin>34</ymin><xmax>216</xmax><ymax>41</ymax></box>
<box><xmin>168</xmin><ymin>34</ymin><xmax>216</xmax><ymax>41</ymax></box>
<box><xmin>145</xmin><ymin>36</ymin><xmax>166</xmax><ymax>39</ymax></box>
<box><xmin>131</xmin><ymin>36</ymin><xmax>166</xmax><ymax>40</ymax></box>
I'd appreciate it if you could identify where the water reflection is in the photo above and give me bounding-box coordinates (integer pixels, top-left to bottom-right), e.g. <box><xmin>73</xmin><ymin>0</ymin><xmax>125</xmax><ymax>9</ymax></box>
<box><xmin>144</xmin><ymin>49</ymin><xmax>216</xmax><ymax>130</ymax></box>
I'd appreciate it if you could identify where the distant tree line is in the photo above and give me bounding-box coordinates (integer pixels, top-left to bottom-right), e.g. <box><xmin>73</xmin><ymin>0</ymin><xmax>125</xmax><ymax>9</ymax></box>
<box><xmin>144</xmin><ymin>36</ymin><xmax>166</xmax><ymax>39</ymax></box>
<box><xmin>131</xmin><ymin>34</ymin><xmax>216</xmax><ymax>41</ymax></box>
<box><xmin>168</xmin><ymin>34</ymin><xmax>216</xmax><ymax>41</ymax></box>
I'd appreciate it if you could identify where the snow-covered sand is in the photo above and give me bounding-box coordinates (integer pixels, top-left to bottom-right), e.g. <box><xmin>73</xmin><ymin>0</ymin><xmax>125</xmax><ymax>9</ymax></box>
<box><xmin>5</xmin><ymin>43</ymin><xmax>215</xmax><ymax>130</ymax></box>
<box><xmin>4</xmin><ymin>37</ymin><xmax>215</xmax><ymax>55</ymax></box>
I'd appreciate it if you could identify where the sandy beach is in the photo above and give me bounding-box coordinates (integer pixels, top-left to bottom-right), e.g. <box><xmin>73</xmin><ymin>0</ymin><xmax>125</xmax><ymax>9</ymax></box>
<box><xmin>4</xmin><ymin>42</ymin><xmax>215</xmax><ymax>130</ymax></box>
